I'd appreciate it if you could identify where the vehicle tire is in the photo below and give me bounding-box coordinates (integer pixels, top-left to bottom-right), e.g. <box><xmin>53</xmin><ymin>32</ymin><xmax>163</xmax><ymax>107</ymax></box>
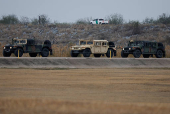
<box><xmin>94</xmin><ymin>54</ymin><xmax>101</xmax><ymax>58</ymax></box>
<box><xmin>14</xmin><ymin>48</ymin><xmax>23</xmax><ymax>57</ymax></box>
<box><xmin>155</xmin><ymin>50</ymin><xmax>163</xmax><ymax>58</ymax></box>
<box><xmin>70</xmin><ymin>51</ymin><xmax>78</xmax><ymax>57</ymax></box>
<box><xmin>90</xmin><ymin>22</ymin><xmax>93</xmax><ymax>25</ymax></box>
<box><xmin>83</xmin><ymin>48</ymin><xmax>91</xmax><ymax>57</ymax></box>
<box><xmin>143</xmin><ymin>54</ymin><xmax>150</xmax><ymax>58</ymax></box>
<box><xmin>29</xmin><ymin>53</ymin><xmax>37</xmax><ymax>57</ymax></box>
<box><xmin>41</xmin><ymin>48</ymin><xmax>49</xmax><ymax>57</ymax></box>
<box><xmin>133</xmin><ymin>49</ymin><xmax>141</xmax><ymax>58</ymax></box>
<box><xmin>121</xmin><ymin>51</ymin><xmax>128</xmax><ymax>58</ymax></box>
<box><xmin>106</xmin><ymin>49</ymin><xmax>113</xmax><ymax>58</ymax></box>
<box><xmin>99</xmin><ymin>22</ymin><xmax>102</xmax><ymax>25</ymax></box>
<box><xmin>3</xmin><ymin>50</ymin><xmax>11</xmax><ymax>57</ymax></box>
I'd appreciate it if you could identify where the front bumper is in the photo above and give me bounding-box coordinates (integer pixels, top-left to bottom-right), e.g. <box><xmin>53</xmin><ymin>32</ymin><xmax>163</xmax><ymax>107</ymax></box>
<box><xmin>3</xmin><ymin>49</ymin><xmax>11</xmax><ymax>53</ymax></box>
<box><xmin>71</xmin><ymin>50</ymin><xmax>83</xmax><ymax>54</ymax></box>
<box><xmin>122</xmin><ymin>50</ymin><xmax>133</xmax><ymax>54</ymax></box>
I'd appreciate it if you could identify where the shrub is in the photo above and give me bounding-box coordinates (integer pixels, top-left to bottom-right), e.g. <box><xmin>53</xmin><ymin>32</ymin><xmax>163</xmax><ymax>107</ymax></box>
<box><xmin>31</xmin><ymin>14</ymin><xmax>50</xmax><ymax>25</ymax></box>
<box><xmin>39</xmin><ymin>14</ymin><xmax>50</xmax><ymax>25</ymax></box>
<box><xmin>20</xmin><ymin>16</ymin><xmax>30</xmax><ymax>25</ymax></box>
<box><xmin>157</xmin><ymin>13</ymin><xmax>170</xmax><ymax>24</ymax></box>
<box><xmin>131</xmin><ymin>21</ymin><xmax>140</xmax><ymax>35</ymax></box>
<box><xmin>31</xmin><ymin>18</ymin><xmax>39</xmax><ymax>25</ymax></box>
<box><xmin>143</xmin><ymin>17</ymin><xmax>155</xmax><ymax>24</ymax></box>
<box><xmin>76</xmin><ymin>17</ymin><xmax>92</xmax><ymax>24</ymax></box>
<box><xmin>0</xmin><ymin>14</ymin><xmax>19</xmax><ymax>24</ymax></box>
<box><xmin>105</xmin><ymin>14</ymin><xmax>124</xmax><ymax>25</ymax></box>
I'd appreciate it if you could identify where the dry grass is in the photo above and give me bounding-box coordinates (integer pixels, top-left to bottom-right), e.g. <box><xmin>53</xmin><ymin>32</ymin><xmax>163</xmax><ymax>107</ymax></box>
<box><xmin>0</xmin><ymin>99</ymin><xmax>170</xmax><ymax>114</ymax></box>
<box><xmin>0</xmin><ymin>68</ymin><xmax>170</xmax><ymax>114</ymax></box>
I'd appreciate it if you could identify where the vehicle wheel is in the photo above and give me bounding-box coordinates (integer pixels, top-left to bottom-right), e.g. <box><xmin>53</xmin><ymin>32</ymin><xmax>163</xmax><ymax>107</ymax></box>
<box><xmin>70</xmin><ymin>51</ymin><xmax>79</xmax><ymax>57</ymax></box>
<box><xmin>90</xmin><ymin>22</ymin><xmax>93</xmax><ymax>25</ymax></box>
<box><xmin>14</xmin><ymin>48</ymin><xmax>23</xmax><ymax>57</ymax></box>
<box><xmin>3</xmin><ymin>50</ymin><xmax>11</xmax><ymax>57</ymax></box>
<box><xmin>94</xmin><ymin>54</ymin><xmax>101</xmax><ymax>58</ymax></box>
<box><xmin>121</xmin><ymin>51</ymin><xmax>128</xmax><ymax>58</ymax></box>
<box><xmin>106</xmin><ymin>49</ymin><xmax>113</xmax><ymax>58</ymax></box>
<box><xmin>143</xmin><ymin>54</ymin><xmax>150</xmax><ymax>58</ymax></box>
<box><xmin>29</xmin><ymin>53</ymin><xmax>37</xmax><ymax>57</ymax></box>
<box><xmin>83</xmin><ymin>48</ymin><xmax>91</xmax><ymax>57</ymax></box>
<box><xmin>41</xmin><ymin>48</ymin><xmax>49</xmax><ymax>57</ymax></box>
<box><xmin>99</xmin><ymin>22</ymin><xmax>102</xmax><ymax>25</ymax></box>
<box><xmin>156</xmin><ymin>50</ymin><xmax>163</xmax><ymax>58</ymax></box>
<box><xmin>133</xmin><ymin>49</ymin><xmax>141</xmax><ymax>58</ymax></box>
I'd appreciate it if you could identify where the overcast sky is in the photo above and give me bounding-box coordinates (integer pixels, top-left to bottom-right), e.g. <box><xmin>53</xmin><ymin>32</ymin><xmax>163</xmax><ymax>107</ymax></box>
<box><xmin>0</xmin><ymin>0</ymin><xmax>169</xmax><ymax>23</ymax></box>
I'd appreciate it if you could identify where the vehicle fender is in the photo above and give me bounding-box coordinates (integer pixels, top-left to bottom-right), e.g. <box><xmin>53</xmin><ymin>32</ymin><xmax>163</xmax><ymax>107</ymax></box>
<box><xmin>135</xmin><ymin>48</ymin><xmax>141</xmax><ymax>52</ymax></box>
<box><xmin>42</xmin><ymin>46</ymin><xmax>50</xmax><ymax>51</ymax></box>
<box><xmin>84</xmin><ymin>48</ymin><xmax>91</xmax><ymax>53</ymax></box>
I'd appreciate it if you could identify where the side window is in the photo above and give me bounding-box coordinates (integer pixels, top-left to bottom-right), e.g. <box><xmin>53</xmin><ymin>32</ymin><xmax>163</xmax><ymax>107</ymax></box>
<box><xmin>20</xmin><ymin>40</ymin><xmax>26</xmax><ymax>44</ymax></box>
<box><xmin>95</xmin><ymin>42</ymin><xmax>101</xmax><ymax>46</ymax></box>
<box><xmin>145</xmin><ymin>43</ymin><xmax>151</xmax><ymax>47</ymax></box>
<box><xmin>145</xmin><ymin>43</ymin><xmax>148</xmax><ymax>47</ymax></box>
<box><xmin>148</xmin><ymin>43</ymin><xmax>151</xmax><ymax>47</ymax></box>
<box><xmin>102</xmin><ymin>42</ymin><xmax>107</xmax><ymax>46</ymax></box>
<box><xmin>152</xmin><ymin>43</ymin><xmax>156</xmax><ymax>47</ymax></box>
<box><xmin>15</xmin><ymin>40</ymin><xmax>19</xmax><ymax>44</ymax></box>
<box><xmin>27</xmin><ymin>40</ymin><xmax>34</xmax><ymax>45</ymax></box>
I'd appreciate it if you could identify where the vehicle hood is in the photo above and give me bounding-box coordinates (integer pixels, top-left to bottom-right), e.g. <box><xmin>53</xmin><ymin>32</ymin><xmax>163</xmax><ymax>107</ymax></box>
<box><xmin>124</xmin><ymin>46</ymin><xmax>140</xmax><ymax>48</ymax></box>
<box><xmin>72</xmin><ymin>45</ymin><xmax>91</xmax><ymax>48</ymax></box>
<box><xmin>4</xmin><ymin>44</ymin><xmax>13</xmax><ymax>47</ymax></box>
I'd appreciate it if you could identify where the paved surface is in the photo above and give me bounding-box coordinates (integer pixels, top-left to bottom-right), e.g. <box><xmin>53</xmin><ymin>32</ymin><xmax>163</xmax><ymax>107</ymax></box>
<box><xmin>0</xmin><ymin>57</ymin><xmax>170</xmax><ymax>68</ymax></box>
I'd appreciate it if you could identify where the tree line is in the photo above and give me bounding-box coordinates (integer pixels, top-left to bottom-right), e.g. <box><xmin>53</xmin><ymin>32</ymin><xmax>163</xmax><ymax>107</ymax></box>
<box><xmin>0</xmin><ymin>14</ymin><xmax>50</xmax><ymax>25</ymax></box>
<box><xmin>0</xmin><ymin>13</ymin><xmax>170</xmax><ymax>25</ymax></box>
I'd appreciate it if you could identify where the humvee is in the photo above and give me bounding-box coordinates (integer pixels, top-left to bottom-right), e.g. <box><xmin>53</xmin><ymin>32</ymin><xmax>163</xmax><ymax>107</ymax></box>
<box><xmin>70</xmin><ymin>40</ymin><xmax>116</xmax><ymax>58</ymax></box>
<box><xmin>121</xmin><ymin>40</ymin><xmax>166</xmax><ymax>58</ymax></box>
<box><xmin>3</xmin><ymin>38</ymin><xmax>52</xmax><ymax>57</ymax></box>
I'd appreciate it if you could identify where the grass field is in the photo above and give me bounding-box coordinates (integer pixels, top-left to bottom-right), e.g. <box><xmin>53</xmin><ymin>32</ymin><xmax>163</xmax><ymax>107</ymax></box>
<box><xmin>0</xmin><ymin>68</ymin><xmax>170</xmax><ymax>114</ymax></box>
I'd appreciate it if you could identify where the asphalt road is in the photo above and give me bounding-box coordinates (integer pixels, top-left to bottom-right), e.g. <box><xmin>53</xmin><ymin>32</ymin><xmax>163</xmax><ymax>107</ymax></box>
<box><xmin>0</xmin><ymin>57</ymin><xmax>170</xmax><ymax>59</ymax></box>
<box><xmin>0</xmin><ymin>57</ymin><xmax>170</xmax><ymax>68</ymax></box>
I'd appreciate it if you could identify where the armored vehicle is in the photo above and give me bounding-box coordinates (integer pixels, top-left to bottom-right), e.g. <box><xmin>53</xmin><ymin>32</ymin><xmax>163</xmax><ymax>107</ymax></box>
<box><xmin>121</xmin><ymin>40</ymin><xmax>165</xmax><ymax>58</ymax></box>
<box><xmin>70</xmin><ymin>40</ymin><xmax>116</xmax><ymax>58</ymax></box>
<box><xmin>3</xmin><ymin>38</ymin><xmax>52</xmax><ymax>57</ymax></box>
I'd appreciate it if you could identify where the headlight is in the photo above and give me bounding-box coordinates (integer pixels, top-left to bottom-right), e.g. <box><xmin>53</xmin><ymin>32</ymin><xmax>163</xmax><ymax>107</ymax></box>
<box><xmin>3</xmin><ymin>47</ymin><xmax>5</xmax><ymax>49</ymax></box>
<box><xmin>123</xmin><ymin>48</ymin><xmax>124</xmax><ymax>50</ymax></box>
<box><xmin>10</xmin><ymin>47</ymin><xmax>12</xmax><ymax>49</ymax></box>
<box><xmin>78</xmin><ymin>48</ymin><xmax>81</xmax><ymax>49</ymax></box>
<box><xmin>129</xmin><ymin>48</ymin><xmax>131</xmax><ymax>50</ymax></box>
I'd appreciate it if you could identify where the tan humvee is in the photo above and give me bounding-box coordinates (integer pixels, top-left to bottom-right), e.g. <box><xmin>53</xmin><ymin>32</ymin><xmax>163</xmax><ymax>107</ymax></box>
<box><xmin>70</xmin><ymin>40</ymin><xmax>116</xmax><ymax>57</ymax></box>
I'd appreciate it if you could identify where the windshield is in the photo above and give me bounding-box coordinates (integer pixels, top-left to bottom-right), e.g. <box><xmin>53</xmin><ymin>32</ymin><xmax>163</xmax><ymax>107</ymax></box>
<box><xmin>12</xmin><ymin>39</ymin><xmax>27</xmax><ymax>45</ymax></box>
<box><xmin>99</xmin><ymin>19</ymin><xmax>104</xmax><ymax>21</ymax></box>
<box><xmin>128</xmin><ymin>41</ymin><xmax>144</xmax><ymax>46</ymax></box>
<box><xmin>80</xmin><ymin>41</ymin><xmax>86</xmax><ymax>45</ymax></box>
<box><xmin>13</xmin><ymin>40</ymin><xmax>19</xmax><ymax>44</ymax></box>
<box><xmin>87</xmin><ymin>41</ymin><xmax>93</xmax><ymax>45</ymax></box>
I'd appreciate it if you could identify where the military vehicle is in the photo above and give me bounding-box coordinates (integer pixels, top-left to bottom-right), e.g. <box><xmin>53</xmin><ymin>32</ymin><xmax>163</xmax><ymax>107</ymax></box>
<box><xmin>3</xmin><ymin>38</ymin><xmax>52</xmax><ymax>57</ymax></box>
<box><xmin>70</xmin><ymin>40</ymin><xmax>116</xmax><ymax>58</ymax></box>
<box><xmin>121</xmin><ymin>40</ymin><xmax>165</xmax><ymax>58</ymax></box>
